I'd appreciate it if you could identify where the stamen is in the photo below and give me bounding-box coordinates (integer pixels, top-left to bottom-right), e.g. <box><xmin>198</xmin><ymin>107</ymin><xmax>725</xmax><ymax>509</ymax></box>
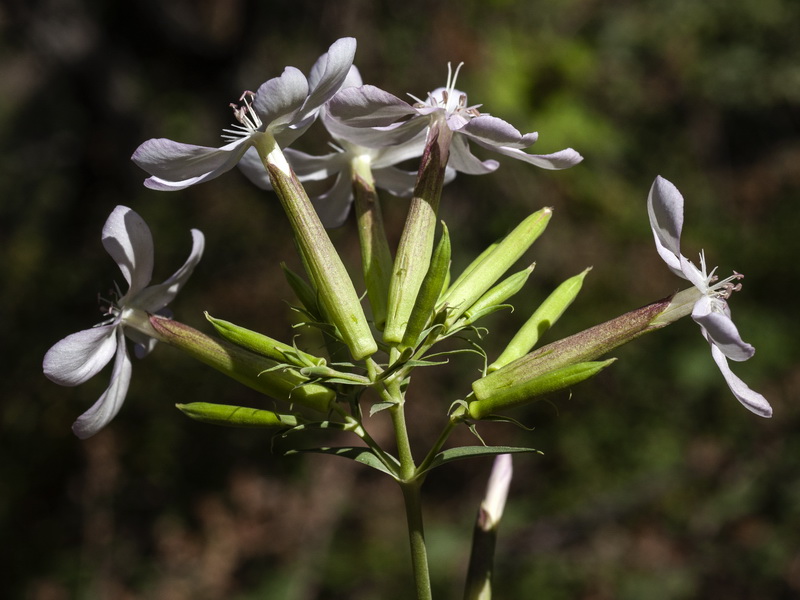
<box><xmin>221</xmin><ymin>90</ymin><xmax>262</xmax><ymax>141</ymax></box>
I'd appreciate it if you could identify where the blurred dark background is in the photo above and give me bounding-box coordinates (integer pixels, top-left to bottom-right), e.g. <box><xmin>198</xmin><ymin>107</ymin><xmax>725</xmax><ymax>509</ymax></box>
<box><xmin>2</xmin><ymin>0</ymin><xmax>798</xmax><ymax>598</ymax></box>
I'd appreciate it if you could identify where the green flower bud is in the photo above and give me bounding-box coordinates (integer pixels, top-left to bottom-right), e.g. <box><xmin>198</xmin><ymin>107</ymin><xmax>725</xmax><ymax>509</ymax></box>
<box><xmin>445</xmin><ymin>241</ymin><xmax>499</xmax><ymax>298</ymax></box>
<box><xmin>439</xmin><ymin>208</ymin><xmax>552</xmax><ymax>324</ymax></box>
<box><xmin>402</xmin><ymin>222</ymin><xmax>451</xmax><ymax>348</ymax></box>
<box><xmin>469</xmin><ymin>359</ymin><xmax>617</xmax><ymax>419</ymax></box>
<box><xmin>489</xmin><ymin>268</ymin><xmax>590</xmax><ymax>371</ymax></box>
<box><xmin>462</xmin><ymin>264</ymin><xmax>535</xmax><ymax>325</ymax></box>
<box><xmin>205</xmin><ymin>313</ymin><xmax>325</xmax><ymax>368</ymax></box>
<box><xmin>472</xmin><ymin>297</ymin><xmax>673</xmax><ymax>407</ymax></box>
<box><xmin>177</xmin><ymin>402</ymin><xmax>304</xmax><ymax>428</ymax></box>
<box><xmin>149</xmin><ymin>315</ymin><xmax>336</xmax><ymax>413</ymax></box>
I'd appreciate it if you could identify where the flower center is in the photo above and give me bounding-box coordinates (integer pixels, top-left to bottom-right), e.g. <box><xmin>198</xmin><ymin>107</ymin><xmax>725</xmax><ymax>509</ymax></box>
<box><xmin>698</xmin><ymin>250</ymin><xmax>744</xmax><ymax>301</ymax></box>
<box><xmin>221</xmin><ymin>91</ymin><xmax>263</xmax><ymax>141</ymax></box>
<box><xmin>408</xmin><ymin>62</ymin><xmax>483</xmax><ymax>120</ymax></box>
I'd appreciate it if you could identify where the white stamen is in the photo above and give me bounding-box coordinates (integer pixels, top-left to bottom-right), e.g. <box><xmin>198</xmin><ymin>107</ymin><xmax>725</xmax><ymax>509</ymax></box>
<box><xmin>221</xmin><ymin>91</ymin><xmax>263</xmax><ymax>141</ymax></box>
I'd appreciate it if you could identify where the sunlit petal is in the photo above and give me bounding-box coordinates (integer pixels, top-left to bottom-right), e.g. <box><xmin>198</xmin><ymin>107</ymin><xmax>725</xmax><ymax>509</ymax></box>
<box><xmin>43</xmin><ymin>325</ymin><xmax>118</xmax><ymax>386</ymax></box>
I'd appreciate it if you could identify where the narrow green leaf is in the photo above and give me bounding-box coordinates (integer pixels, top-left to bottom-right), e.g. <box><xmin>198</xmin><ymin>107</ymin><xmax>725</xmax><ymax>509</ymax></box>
<box><xmin>286</xmin><ymin>446</ymin><xmax>400</xmax><ymax>478</ymax></box>
<box><xmin>418</xmin><ymin>446</ymin><xmax>540</xmax><ymax>476</ymax></box>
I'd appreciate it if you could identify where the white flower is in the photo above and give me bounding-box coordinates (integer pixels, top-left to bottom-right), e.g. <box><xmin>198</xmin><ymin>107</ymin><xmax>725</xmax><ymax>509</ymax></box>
<box><xmin>327</xmin><ymin>62</ymin><xmax>583</xmax><ymax>173</ymax></box>
<box><xmin>648</xmin><ymin>175</ymin><xmax>772</xmax><ymax>417</ymax></box>
<box><xmin>43</xmin><ymin>206</ymin><xmax>205</xmax><ymax>438</ymax></box>
<box><xmin>131</xmin><ymin>38</ymin><xmax>356</xmax><ymax>191</ymax></box>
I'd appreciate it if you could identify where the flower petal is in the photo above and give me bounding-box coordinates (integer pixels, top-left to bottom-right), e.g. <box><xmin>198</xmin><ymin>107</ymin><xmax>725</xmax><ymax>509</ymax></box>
<box><xmin>300</xmin><ymin>37</ymin><xmax>357</xmax><ymax>122</ymax></box>
<box><xmin>647</xmin><ymin>176</ymin><xmax>686</xmax><ymax>278</ymax></box>
<box><xmin>311</xmin><ymin>172</ymin><xmax>354</xmax><ymax>228</ymax></box>
<box><xmin>43</xmin><ymin>324</ymin><xmax>118</xmax><ymax>386</ymax></box>
<box><xmin>132</xmin><ymin>138</ymin><xmax>251</xmax><ymax>191</ymax></box>
<box><xmin>327</xmin><ymin>85</ymin><xmax>418</xmax><ymax>127</ymax></box>
<box><xmin>448</xmin><ymin>134</ymin><xmax>499</xmax><ymax>174</ymax></box>
<box><xmin>474</xmin><ymin>142</ymin><xmax>584</xmax><ymax>170</ymax></box>
<box><xmin>133</xmin><ymin>229</ymin><xmax>205</xmax><ymax>313</ymax></box>
<box><xmin>102</xmin><ymin>206</ymin><xmax>154</xmax><ymax>296</ymax></box>
<box><xmin>708</xmin><ymin>343</ymin><xmax>772</xmax><ymax>418</ymax></box>
<box><xmin>693</xmin><ymin>296</ymin><xmax>755</xmax><ymax>362</ymax></box>
<box><xmin>460</xmin><ymin>115</ymin><xmax>539</xmax><ymax>149</ymax></box>
<box><xmin>254</xmin><ymin>66</ymin><xmax>309</xmax><ymax>133</ymax></box>
<box><xmin>238</xmin><ymin>147</ymin><xmax>272</xmax><ymax>190</ymax></box>
<box><xmin>72</xmin><ymin>329</ymin><xmax>133</xmax><ymax>438</ymax></box>
<box><xmin>373</xmin><ymin>166</ymin><xmax>420</xmax><ymax>197</ymax></box>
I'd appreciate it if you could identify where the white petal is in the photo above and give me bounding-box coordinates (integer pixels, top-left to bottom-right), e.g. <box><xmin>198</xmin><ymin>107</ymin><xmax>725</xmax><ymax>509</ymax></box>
<box><xmin>102</xmin><ymin>206</ymin><xmax>153</xmax><ymax>296</ymax></box>
<box><xmin>72</xmin><ymin>329</ymin><xmax>133</xmax><ymax>438</ymax></box>
<box><xmin>311</xmin><ymin>172</ymin><xmax>354</xmax><ymax>228</ymax></box>
<box><xmin>373</xmin><ymin>166</ymin><xmax>419</xmax><ymax>197</ymax></box>
<box><xmin>708</xmin><ymin>343</ymin><xmax>772</xmax><ymax>418</ymax></box>
<box><xmin>693</xmin><ymin>297</ymin><xmax>755</xmax><ymax>362</ymax></box>
<box><xmin>132</xmin><ymin>229</ymin><xmax>205</xmax><ymax>313</ymax></box>
<box><xmin>43</xmin><ymin>324</ymin><xmax>118</xmax><ymax>386</ymax></box>
<box><xmin>647</xmin><ymin>176</ymin><xmax>686</xmax><ymax>278</ymax></box>
<box><xmin>327</xmin><ymin>85</ymin><xmax>418</xmax><ymax>127</ymax></box>
<box><xmin>472</xmin><ymin>141</ymin><xmax>583</xmax><ymax>170</ymax></box>
<box><xmin>254</xmin><ymin>67</ymin><xmax>309</xmax><ymax>132</ymax></box>
<box><xmin>460</xmin><ymin>115</ymin><xmax>538</xmax><ymax>149</ymax></box>
<box><xmin>238</xmin><ymin>147</ymin><xmax>273</xmax><ymax>190</ymax></box>
<box><xmin>448</xmin><ymin>134</ymin><xmax>498</xmax><ymax>174</ymax></box>
<box><xmin>132</xmin><ymin>138</ymin><xmax>250</xmax><ymax>190</ymax></box>
<box><xmin>482</xmin><ymin>454</ymin><xmax>513</xmax><ymax>526</ymax></box>
<box><xmin>300</xmin><ymin>37</ymin><xmax>357</xmax><ymax>122</ymax></box>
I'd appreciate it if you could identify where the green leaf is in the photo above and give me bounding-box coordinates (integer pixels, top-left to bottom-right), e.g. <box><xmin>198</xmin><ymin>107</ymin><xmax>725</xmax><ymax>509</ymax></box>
<box><xmin>176</xmin><ymin>402</ymin><xmax>302</xmax><ymax>428</ymax></box>
<box><xmin>418</xmin><ymin>445</ymin><xmax>540</xmax><ymax>476</ymax></box>
<box><xmin>286</xmin><ymin>446</ymin><xmax>399</xmax><ymax>478</ymax></box>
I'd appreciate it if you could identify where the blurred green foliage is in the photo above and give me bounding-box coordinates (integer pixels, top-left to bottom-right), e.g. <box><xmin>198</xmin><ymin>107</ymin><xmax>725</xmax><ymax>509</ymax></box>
<box><xmin>1</xmin><ymin>0</ymin><xmax>798</xmax><ymax>598</ymax></box>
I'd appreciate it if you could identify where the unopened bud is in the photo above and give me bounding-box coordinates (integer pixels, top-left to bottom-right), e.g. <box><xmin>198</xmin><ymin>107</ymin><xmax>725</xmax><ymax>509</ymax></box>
<box><xmin>489</xmin><ymin>268</ymin><xmax>590</xmax><ymax>371</ymax></box>
<box><xmin>177</xmin><ymin>402</ymin><xmax>304</xmax><ymax>428</ymax></box>
<box><xmin>440</xmin><ymin>208</ymin><xmax>552</xmax><ymax>324</ymax></box>
<box><xmin>150</xmin><ymin>315</ymin><xmax>335</xmax><ymax>413</ymax></box>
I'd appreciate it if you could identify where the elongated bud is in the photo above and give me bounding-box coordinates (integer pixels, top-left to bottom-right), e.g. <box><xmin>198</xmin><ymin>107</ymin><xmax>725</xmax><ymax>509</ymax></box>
<box><xmin>463</xmin><ymin>454</ymin><xmax>514</xmax><ymax>600</ymax></box>
<box><xmin>258</xmin><ymin>138</ymin><xmax>376</xmax><ymax>360</ymax></box>
<box><xmin>177</xmin><ymin>402</ymin><xmax>304</xmax><ymax>428</ymax></box>
<box><xmin>384</xmin><ymin>121</ymin><xmax>453</xmax><ymax>343</ymax></box>
<box><xmin>205</xmin><ymin>313</ymin><xmax>325</xmax><ymax>368</ymax></box>
<box><xmin>471</xmin><ymin>297</ymin><xmax>673</xmax><ymax>411</ymax></box>
<box><xmin>149</xmin><ymin>315</ymin><xmax>335</xmax><ymax>413</ymax></box>
<box><xmin>446</xmin><ymin>241</ymin><xmax>499</xmax><ymax>299</ymax></box>
<box><xmin>489</xmin><ymin>268</ymin><xmax>590</xmax><ymax>371</ymax></box>
<box><xmin>402</xmin><ymin>222</ymin><xmax>451</xmax><ymax>348</ymax></box>
<box><xmin>440</xmin><ymin>208</ymin><xmax>552</xmax><ymax>325</ymax></box>
<box><xmin>469</xmin><ymin>359</ymin><xmax>616</xmax><ymax>419</ymax></box>
<box><xmin>352</xmin><ymin>157</ymin><xmax>394</xmax><ymax>331</ymax></box>
<box><xmin>462</xmin><ymin>264</ymin><xmax>535</xmax><ymax>325</ymax></box>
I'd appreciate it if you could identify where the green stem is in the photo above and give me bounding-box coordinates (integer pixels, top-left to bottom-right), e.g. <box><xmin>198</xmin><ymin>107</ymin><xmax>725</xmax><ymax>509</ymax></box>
<box><xmin>400</xmin><ymin>480</ymin><xmax>433</xmax><ymax>600</ymax></box>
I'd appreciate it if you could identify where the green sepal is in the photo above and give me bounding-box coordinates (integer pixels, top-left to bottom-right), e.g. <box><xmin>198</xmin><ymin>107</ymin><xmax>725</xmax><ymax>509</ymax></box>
<box><xmin>286</xmin><ymin>446</ymin><xmax>401</xmax><ymax>479</ymax></box>
<box><xmin>439</xmin><ymin>208</ymin><xmax>552</xmax><ymax>324</ymax></box>
<box><xmin>401</xmin><ymin>222</ymin><xmax>451</xmax><ymax>349</ymax></box>
<box><xmin>281</xmin><ymin>262</ymin><xmax>321</xmax><ymax>319</ymax></box>
<box><xmin>205</xmin><ymin>312</ymin><xmax>325</xmax><ymax>368</ymax></box>
<box><xmin>469</xmin><ymin>358</ymin><xmax>617</xmax><ymax>419</ymax></box>
<box><xmin>490</xmin><ymin>267</ymin><xmax>590</xmax><ymax>372</ymax></box>
<box><xmin>176</xmin><ymin>402</ymin><xmax>303</xmax><ymax>428</ymax></box>
<box><xmin>417</xmin><ymin>446</ymin><xmax>540</xmax><ymax>477</ymax></box>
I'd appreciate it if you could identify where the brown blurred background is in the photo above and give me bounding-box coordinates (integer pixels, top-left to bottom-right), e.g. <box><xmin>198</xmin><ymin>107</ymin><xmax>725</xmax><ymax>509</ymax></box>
<box><xmin>2</xmin><ymin>0</ymin><xmax>799</xmax><ymax>598</ymax></box>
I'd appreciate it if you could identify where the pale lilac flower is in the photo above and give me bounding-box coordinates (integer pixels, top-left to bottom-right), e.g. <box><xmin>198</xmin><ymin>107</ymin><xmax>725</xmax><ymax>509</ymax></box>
<box><xmin>648</xmin><ymin>175</ymin><xmax>772</xmax><ymax>417</ymax></box>
<box><xmin>327</xmin><ymin>63</ymin><xmax>583</xmax><ymax>174</ymax></box>
<box><xmin>131</xmin><ymin>38</ymin><xmax>356</xmax><ymax>191</ymax></box>
<box><xmin>43</xmin><ymin>206</ymin><xmax>205</xmax><ymax>438</ymax></box>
